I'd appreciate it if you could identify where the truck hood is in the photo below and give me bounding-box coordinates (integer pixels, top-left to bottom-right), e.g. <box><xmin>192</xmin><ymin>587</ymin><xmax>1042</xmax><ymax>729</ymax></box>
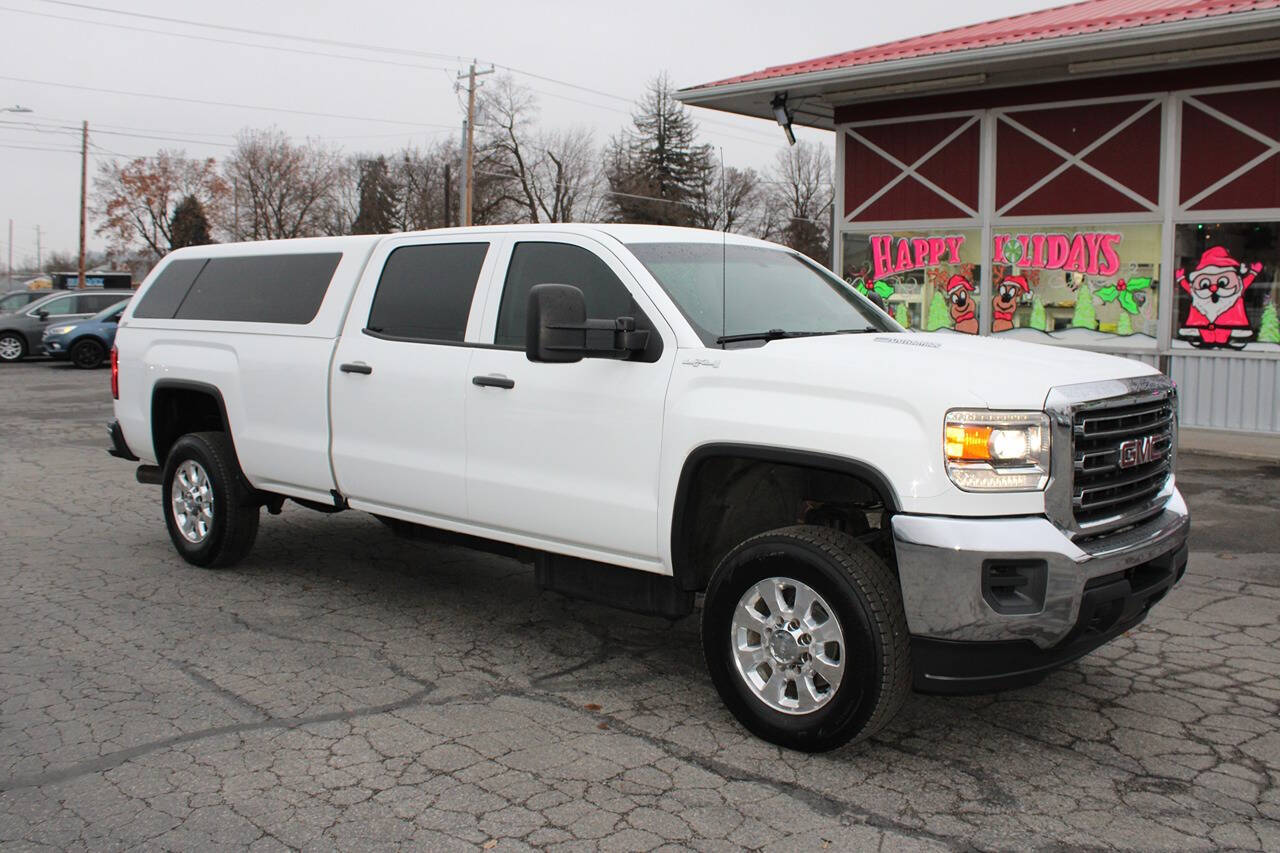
<box><xmin>739</xmin><ymin>331</ymin><xmax>1158</xmax><ymax>409</ymax></box>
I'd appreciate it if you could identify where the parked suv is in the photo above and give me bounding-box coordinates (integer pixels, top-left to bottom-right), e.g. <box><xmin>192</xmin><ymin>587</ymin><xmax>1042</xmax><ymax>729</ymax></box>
<box><xmin>42</xmin><ymin>298</ymin><xmax>130</xmax><ymax>368</ymax></box>
<box><xmin>0</xmin><ymin>290</ymin><xmax>51</xmax><ymax>314</ymax></box>
<box><xmin>108</xmin><ymin>225</ymin><xmax>1189</xmax><ymax>751</ymax></box>
<box><xmin>0</xmin><ymin>289</ymin><xmax>133</xmax><ymax>363</ymax></box>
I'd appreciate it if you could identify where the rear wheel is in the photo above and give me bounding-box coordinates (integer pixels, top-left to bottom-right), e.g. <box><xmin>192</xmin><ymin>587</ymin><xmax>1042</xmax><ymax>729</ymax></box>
<box><xmin>70</xmin><ymin>338</ymin><xmax>106</xmax><ymax>369</ymax></box>
<box><xmin>701</xmin><ymin>525</ymin><xmax>911</xmax><ymax>752</ymax></box>
<box><xmin>0</xmin><ymin>332</ymin><xmax>26</xmax><ymax>363</ymax></box>
<box><xmin>162</xmin><ymin>432</ymin><xmax>260</xmax><ymax>568</ymax></box>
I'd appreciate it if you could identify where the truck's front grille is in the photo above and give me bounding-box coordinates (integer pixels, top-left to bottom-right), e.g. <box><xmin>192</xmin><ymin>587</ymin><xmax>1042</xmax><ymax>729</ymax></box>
<box><xmin>1072</xmin><ymin>392</ymin><xmax>1175</xmax><ymax>530</ymax></box>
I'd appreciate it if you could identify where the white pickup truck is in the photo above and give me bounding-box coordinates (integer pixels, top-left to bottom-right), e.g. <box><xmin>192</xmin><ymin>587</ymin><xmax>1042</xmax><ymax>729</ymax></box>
<box><xmin>108</xmin><ymin>224</ymin><xmax>1190</xmax><ymax>751</ymax></box>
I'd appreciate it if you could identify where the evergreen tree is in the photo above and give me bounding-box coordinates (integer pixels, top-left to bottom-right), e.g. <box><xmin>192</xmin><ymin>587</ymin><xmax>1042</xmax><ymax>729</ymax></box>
<box><xmin>604</xmin><ymin>73</ymin><xmax>713</xmax><ymax>225</ymax></box>
<box><xmin>351</xmin><ymin>156</ymin><xmax>397</xmax><ymax>235</ymax></box>
<box><xmin>1115</xmin><ymin>311</ymin><xmax>1133</xmax><ymax>336</ymax></box>
<box><xmin>894</xmin><ymin>302</ymin><xmax>910</xmax><ymax>328</ymax></box>
<box><xmin>1029</xmin><ymin>295</ymin><xmax>1047</xmax><ymax>331</ymax></box>
<box><xmin>925</xmin><ymin>291</ymin><xmax>951</xmax><ymax>331</ymax></box>
<box><xmin>1071</xmin><ymin>286</ymin><xmax>1097</xmax><ymax>330</ymax></box>
<box><xmin>168</xmin><ymin>194</ymin><xmax>212</xmax><ymax>249</ymax></box>
<box><xmin>1259</xmin><ymin>299</ymin><xmax>1280</xmax><ymax>344</ymax></box>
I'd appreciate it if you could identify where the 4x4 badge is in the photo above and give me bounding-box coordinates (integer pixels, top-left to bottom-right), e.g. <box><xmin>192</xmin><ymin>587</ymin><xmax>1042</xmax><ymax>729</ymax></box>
<box><xmin>1117</xmin><ymin>435</ymin><xmax>1163</xmax><ymax>469</ymax></box>
<box><xmin>682</xmin><ymin>358</ymin><xmax>721</xmax><ymax>368</ymax></box>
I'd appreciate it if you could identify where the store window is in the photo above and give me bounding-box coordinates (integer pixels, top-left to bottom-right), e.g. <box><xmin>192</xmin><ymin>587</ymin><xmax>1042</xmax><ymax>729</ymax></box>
<box><xmin>990</xmin><ymin>224</ymin><xmax>1161</xmax><ymax>348</ymax></box>
<box><xmin>1173</xmin><ymin>222</ymin><xmax>1280</xmax><ymax>352</ymax></box>
<box><xmin>842</xmin><ymin>229</ymin><xmax>983</xmax><ymax>333</ymax></box>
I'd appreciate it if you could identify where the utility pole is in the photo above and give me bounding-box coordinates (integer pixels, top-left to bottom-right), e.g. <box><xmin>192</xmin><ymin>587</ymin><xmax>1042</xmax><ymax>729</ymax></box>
<box><xmin>78</xmin><ymin>120</ymin><xmax>88</xmax><ymax>289</ymax></box>
<box><xmin>457</xmin><ymin>61</ymin><xmax>492</xmax><ymax>227</ymax></box>
<box><xmin>7</xmin><ymin>219</ymin><xmax>12</xmax><ymax>282</ymax></box>
<box><xmin>35</xmin><ymin>225</ymin><xmax>42</xmax><ymax>272</ymax></box>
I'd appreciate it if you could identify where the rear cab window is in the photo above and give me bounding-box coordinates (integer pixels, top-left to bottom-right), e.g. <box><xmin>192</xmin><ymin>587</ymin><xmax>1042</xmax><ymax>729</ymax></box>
<box><xmin>365</xmin><ymin>243</ymin><xmax>489</xmax><ymax>343</ymax></box>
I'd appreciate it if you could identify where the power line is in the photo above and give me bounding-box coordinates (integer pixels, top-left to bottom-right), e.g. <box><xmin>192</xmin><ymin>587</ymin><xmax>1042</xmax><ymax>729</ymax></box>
<box><xmin>33</xmin><ymin>0</ymin><xmax>469</xmax><ymax>62</ymax></box>
<box><xmin>0</xmin><ymin>74</ymin><xmax>455</xmax><ymax>129</ymax></box>
<box><xmin>24</xmin><ymin>0</ymin><xmax>788</xmax><ymax>146</ymax></box>
<box><xmin>1</xmin><ymin>118</ymin><xmax>233</xmax><ymax>148</ymax></box>
<box><xmin>0</xmin><ymin>5</ymin><xmax>456</xmax><ymax>76</ymax></box>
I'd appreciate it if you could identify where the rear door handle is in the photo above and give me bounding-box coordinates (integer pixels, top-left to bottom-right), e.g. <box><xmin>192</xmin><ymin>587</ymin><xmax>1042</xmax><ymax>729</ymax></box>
<box><xmin>340</xmin><ymin>362</ymin><xmax>373</xmax><ymax>375</ymax></box>
<box><xmin>472</xmin><ymin>374</ymin><xmax>515</xmax><ymax>390</ymax></box>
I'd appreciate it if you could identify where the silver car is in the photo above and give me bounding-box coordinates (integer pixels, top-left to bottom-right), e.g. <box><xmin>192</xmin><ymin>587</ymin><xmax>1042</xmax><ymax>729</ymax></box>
<box><xmin>0</xmin><ymin>289</ymin><xmax>134</xmax><ymax>363</ymax></box>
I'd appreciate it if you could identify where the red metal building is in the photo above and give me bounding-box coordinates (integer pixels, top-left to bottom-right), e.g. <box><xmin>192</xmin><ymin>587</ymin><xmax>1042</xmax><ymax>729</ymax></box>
<box><xmin>679</xmin><ymin>0</ymin><xmax>1280</xmax><ymax>435</ymax></box>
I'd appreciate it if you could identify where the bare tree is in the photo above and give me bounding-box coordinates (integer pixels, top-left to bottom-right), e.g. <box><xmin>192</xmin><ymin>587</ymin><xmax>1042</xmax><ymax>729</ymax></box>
<box><xmin>480</xmin><ymin>76</ymin><xmax>599</xmax><ymax>224</ymax></box>
<box><xmin>92</xmin><ymin>150</ymin><xmax>229</xmax><ymax>259</ymax></box>
<box><xmin>688</xmin><ymin>159</ymin><xmax>761</xmax><ymax>233</ymax></box>
<box><xmin>760</xmin><ymin>141</ymin><xmax>833</xmax><ymax>261</ymax></box>
<box><xmin>223</xmin><ymin>129</ymin><xmax>344</xmax><ymax>241</ymax></box>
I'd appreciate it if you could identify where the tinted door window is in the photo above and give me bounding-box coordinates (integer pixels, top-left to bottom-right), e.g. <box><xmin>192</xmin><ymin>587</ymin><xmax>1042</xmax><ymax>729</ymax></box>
<box><xmin>33</xmin><ymin>295</ymin><xmax>77</xmax><ymax>316</ymax></box>
<box><xmin>366</xmin><ymin>243</ymin><xmax>489</xmax><ymax>342</ymax></box>
<box><xmin>496</xmin><ymin>242</ymin><xmax>642</xmax><ymax>348</ymax></box>
<box><xmin>173</xmin><ymin>253</ymin><xmax>342</xmax><ymax>324</ymax></box>
<box><xmin>82</xmin><ymin>293</ymin><xmax>126</xmax><ymax>313</ymax></box>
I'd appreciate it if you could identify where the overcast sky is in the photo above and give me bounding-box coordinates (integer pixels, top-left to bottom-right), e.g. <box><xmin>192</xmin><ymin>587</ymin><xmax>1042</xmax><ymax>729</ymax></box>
<box><xmin>0</xmin><ymin>0</ymin><xmax>1057</xmax><ymax>266</ymax></box>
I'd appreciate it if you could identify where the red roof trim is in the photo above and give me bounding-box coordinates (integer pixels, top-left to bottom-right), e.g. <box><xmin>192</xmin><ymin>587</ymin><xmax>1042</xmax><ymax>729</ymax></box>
<box><xmin>687</xmin><ymin>0</ymin><xmax>1280</xmax><ymax>90</ymax></box>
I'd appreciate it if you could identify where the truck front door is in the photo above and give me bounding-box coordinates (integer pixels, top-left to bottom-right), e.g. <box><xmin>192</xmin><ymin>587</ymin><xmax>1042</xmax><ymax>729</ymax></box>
<box><xmin>330</xmin><ymin>237</ymin><xmax>496</xmax><ymax>522</ymax></box>
<box><xmin>465</xmin><ymin>236</ymin><xmax>675</xmax><ymax>569</ymax></box>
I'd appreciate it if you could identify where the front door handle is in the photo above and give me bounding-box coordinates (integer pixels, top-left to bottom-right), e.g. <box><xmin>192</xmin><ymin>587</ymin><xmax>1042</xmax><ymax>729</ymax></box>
<box><xmin>472</xmin><ymin>374</ymin><xmax>515</xmax><ymax>390</ymax></box>
<box><xmin>340</xmin><ymin>362</ymin><xmax>373</xmax><ymax>375</ymax></box>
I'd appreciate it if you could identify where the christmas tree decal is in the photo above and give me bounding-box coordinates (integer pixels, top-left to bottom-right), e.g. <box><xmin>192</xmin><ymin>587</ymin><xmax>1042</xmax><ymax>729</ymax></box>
<box><xmin>925</xmin><ymin>291</ymin><xmax>951</xmax><ymax>331</ymax></box>
<box><xmin>1071</xmin><ymin>286</ymin><xmax>1097</xmax><ymax>330</ymax></box>
<box><xmin>894</xmin><ymin>302</ymin><xmax>910</xmax><ymax>328</ymax></box>
<box><xmin>1260</xmin><ymin>299</ymin><xmax>1280</xmax><ymax>344</ymax></box>
<box><xmin>1029</xmin><ymin>295</ymin><xmax>1046</xmax><ymax>331</ymax></box>
<box><xmin>1115</xmin><ymin>311</ymin><xmax>1133</xmax><ymax>336</ymax></box>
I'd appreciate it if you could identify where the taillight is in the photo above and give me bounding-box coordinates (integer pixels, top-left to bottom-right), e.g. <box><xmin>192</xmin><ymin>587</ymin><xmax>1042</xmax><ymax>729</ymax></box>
<box><xmin>110</xmin><ymin>346</ymin><xmax>119</xmax><ymax>399</ymax></box>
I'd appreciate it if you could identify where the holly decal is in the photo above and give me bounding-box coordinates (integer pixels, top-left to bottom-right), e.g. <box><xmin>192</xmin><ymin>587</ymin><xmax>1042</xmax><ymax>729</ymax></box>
<box><xmin>852</xmin><ymin>278</ymin><xmax>895</xmax><ymax>301</ymax></box>
<box><xmin>1096</xmin><ymin>277</ymin><xmax>1151</xmax><ymax>314</ymax></box>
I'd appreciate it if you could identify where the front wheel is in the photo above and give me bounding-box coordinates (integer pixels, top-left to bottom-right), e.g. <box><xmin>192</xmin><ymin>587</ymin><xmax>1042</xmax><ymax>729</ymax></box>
<box><xmin>0</xmin><ymin>332</ymin><xmax>26</xmax><ymax>363</ymax></box>
<box><xmin>701</xmin><ymin>525</ymin><xmax>911</xmax><ymax>752</ymax></box>
<box><xmin>162</xmin><ymin>432</ymin><xmax>260</xmax><ymax>568</ymax></box>
<box><xmin>69</xmin><ymin>338</ymin><xmax>107</xmax><ymax>369</ymax></box>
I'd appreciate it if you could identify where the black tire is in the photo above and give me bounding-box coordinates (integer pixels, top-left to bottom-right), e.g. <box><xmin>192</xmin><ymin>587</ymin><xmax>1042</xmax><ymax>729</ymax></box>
<box><xmin>0</xmin><ymin>332</ymin><xmax>27</xmax><ymax>363</ymax></box>
<box><xmin>69</xmin><ymin>337</ymin><xmax>107</xmax><ymax>369</ymax></box>
<box><xmin>701</xmin><ymin>525</ymin><xmax>911</xmax><ymax>752</ymax></box>
<box><xmin>162</xmin><ymin>431</ymin><xmax>260</xmax><ymax>568</ymax></box>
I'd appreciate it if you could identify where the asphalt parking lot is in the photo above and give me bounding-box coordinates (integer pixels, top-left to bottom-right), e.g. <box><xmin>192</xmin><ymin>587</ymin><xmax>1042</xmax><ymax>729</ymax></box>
<box><xmin>1</xmin><ymin>361</ymin><xmax>1277</xmax><ymax>851</ymax></box>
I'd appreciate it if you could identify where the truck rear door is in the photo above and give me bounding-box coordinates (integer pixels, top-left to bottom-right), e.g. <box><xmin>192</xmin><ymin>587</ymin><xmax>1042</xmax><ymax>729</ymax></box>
<box><xmin>329</xmin><ymin>235</ymin><xmax>497</xmax><ymax>522</ymax></box>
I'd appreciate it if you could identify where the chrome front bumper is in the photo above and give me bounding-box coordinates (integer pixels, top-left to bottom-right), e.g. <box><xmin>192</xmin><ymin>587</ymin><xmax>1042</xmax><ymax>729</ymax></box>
<box><xmin>891</xmin><ymin>487</ymin><xmax>1190</xmax><ymax>650</ymax></box>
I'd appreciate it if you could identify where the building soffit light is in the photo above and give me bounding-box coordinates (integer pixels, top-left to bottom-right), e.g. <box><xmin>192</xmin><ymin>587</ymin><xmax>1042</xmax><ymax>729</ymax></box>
<box><xmin>821</xmin><ymin>73</ymin><xmax>988</xmax><ymax>104</ymax></box>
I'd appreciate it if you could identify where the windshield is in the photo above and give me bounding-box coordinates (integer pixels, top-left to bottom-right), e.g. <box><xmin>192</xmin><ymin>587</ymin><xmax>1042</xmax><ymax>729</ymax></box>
<box><xmin>93</xmin><ymin>299</ymin><xmax>130</xmax><ymax>321</ymax></box>
<box><xmin>628</xmin><ymin>242</ymin><xmax>900</xmax><ymax>346</ymax></box>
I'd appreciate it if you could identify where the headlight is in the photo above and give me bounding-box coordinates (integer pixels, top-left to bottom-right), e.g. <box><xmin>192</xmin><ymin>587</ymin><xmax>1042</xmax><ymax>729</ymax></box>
<box><xmin>944</xmin><ymin>410</ymin><xmax>1050</xmax><ymax>492</ymax></box>
<box><xmin>46</xmin><ymin>325</ymin><xmax>77</xmax><ymax>336</ymax></box>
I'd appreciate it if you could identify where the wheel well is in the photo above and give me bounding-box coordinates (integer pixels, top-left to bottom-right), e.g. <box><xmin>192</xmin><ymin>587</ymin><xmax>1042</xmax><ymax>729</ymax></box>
<box><xmin>672</xmin><ymin>447</ymin><xmax>898</xmax><ymax>592</ymax></box>
<box><xmin>151</xmin><ymin>384</ymin><xmax>229</xmax><ymax>463</ymax></box>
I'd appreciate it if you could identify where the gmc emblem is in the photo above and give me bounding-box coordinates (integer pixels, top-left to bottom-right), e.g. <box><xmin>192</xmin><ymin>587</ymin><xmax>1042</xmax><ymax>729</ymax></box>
<box><xmin>1118</xmin><ymin>435</ymin><xmax>1163</xmax><ymax>469</ymax></box>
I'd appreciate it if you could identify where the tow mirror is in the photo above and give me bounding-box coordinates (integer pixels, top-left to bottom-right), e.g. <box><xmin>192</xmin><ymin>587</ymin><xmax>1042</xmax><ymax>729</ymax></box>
<box><xmin>526</xmin><ymin>283</ymin><xmax>650</xmax><ymax>363</ymax></box>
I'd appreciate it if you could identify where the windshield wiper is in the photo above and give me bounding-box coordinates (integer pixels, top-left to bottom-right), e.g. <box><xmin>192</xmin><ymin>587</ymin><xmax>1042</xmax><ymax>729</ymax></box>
<box><xmin>716</xmin><ymin>327</ymin><xmax>878</xmax><ymax>345</ymax></box>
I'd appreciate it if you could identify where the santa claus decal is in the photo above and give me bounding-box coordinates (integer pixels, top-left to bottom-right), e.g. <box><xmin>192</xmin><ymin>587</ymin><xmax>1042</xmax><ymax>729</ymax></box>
<box><xmin>1177</xmin><ymin>246</ymin><xmax>1262</xmax><ymax>348</ymax></box>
